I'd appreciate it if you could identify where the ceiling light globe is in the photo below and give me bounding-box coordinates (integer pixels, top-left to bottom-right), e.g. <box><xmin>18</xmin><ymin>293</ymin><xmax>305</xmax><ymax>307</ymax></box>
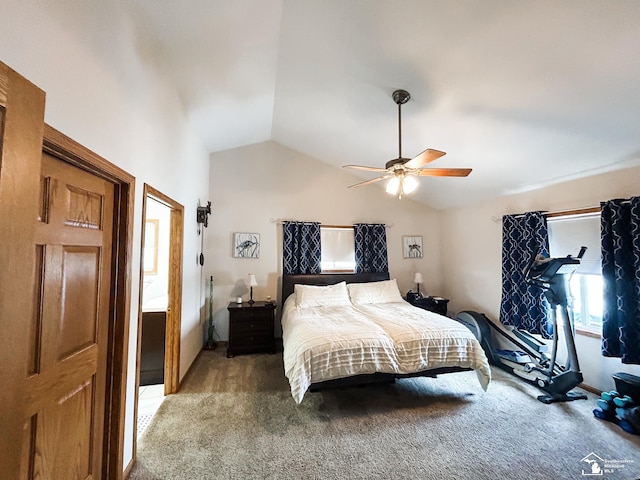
<box><xmin>386</xmin><ymin>177</ymin><xmax>400</xmax><ymax>195</ymax></box>
<box><xmin>403</xmin><ymin>176</ymin><xmax>419</xmax><ymax>194</ymax></box>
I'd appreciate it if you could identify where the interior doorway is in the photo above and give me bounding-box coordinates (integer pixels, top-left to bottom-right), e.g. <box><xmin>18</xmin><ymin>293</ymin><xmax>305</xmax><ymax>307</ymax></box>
<box><xmin>134</xmin><ymin>184</ymin><xmax>184</xmax><ymax>447</ymax></box>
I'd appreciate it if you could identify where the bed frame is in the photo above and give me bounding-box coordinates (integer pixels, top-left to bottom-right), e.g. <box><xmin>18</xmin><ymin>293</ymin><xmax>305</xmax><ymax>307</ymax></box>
<box><xmin>280</xmin><ymin>272</ymin><xmax>470</xmax><ymax>392</ymax></box>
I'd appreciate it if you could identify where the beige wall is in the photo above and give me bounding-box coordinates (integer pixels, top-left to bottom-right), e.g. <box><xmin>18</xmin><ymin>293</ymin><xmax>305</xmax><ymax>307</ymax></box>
<box><xmin>1</xmin><ymin>1</ymin><xmax>211</xmax><ymax>468</ymax></box>
<box><xmin>207</xmin><ymin>141</ymin><xmax>442</xmax><ymax>339</ymax></box>
<box><xmin>441</xmin><ymin>165</ymin><xmax>640</xmax><ymax>392</ymax></box>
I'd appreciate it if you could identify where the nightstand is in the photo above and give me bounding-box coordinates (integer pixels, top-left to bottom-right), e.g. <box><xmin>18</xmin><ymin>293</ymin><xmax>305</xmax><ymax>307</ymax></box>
<box><xmin>406</xmin><ymin>294</ymin><xmax>450</xmax><ymax>316</ymax></box>
<box><xmin>227</xmin><ymin>301</ymin><xmax>276</xmax><ymax>358</ymax></box>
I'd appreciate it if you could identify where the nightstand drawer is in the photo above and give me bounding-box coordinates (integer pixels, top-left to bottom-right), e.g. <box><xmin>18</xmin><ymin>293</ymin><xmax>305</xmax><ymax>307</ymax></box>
<box><xmin>232</xmin><ymin>332</ymin><xmax>272</xmax><ymax>348</ymax></box>
<box><xmin>233</xmin><ymin>318</ymin><xmax>271</xmax><ymax>335</ymax></box>
<box><xmin>232</xmin><ymin>309</ymin><xmax>263</xmax><ymax>320</ymax></box>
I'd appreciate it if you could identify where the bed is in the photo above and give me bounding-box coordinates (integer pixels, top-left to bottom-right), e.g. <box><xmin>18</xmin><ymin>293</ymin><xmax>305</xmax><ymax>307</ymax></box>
<box><xmin>280</xmin><ymin>273</ymin><xmax>491</xmax><ymax>404</ymax></box>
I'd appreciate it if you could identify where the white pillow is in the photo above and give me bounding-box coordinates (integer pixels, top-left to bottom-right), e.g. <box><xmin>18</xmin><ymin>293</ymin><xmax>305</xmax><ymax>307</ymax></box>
<box><xmin>347</xmin><ymin>279</ymin><xmax>404</xmax><ymax>305</ymax></box>
<box><xmin>294</xmin><ymin>281</ymin><xmax>351</xmax><ymax>308</ymax></box>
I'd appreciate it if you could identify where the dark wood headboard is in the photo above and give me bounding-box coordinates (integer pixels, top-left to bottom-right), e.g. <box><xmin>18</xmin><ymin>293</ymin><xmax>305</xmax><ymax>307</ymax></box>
<box><xmin>281</xmin><ymin>272</ymin><xmax>390</xmax><ymax>303</ymax></box>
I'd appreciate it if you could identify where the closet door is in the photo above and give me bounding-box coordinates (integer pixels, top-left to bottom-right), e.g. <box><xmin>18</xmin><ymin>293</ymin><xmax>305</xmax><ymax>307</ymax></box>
<box><xmin>0</xmin><ymin>62</ymin><xmax>46</xmax><ymax>478</ymax></box>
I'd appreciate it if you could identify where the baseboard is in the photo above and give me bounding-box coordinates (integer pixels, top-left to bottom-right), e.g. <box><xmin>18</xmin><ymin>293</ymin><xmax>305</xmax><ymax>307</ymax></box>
<box><xmin>202</xmin><ymin>340</ymin><xmax>228</xmax><ymax>351</ymax></box>
<box><xmin>579</xmin><ymin>382</ymin><xmax>601</xmax><ymax>396</ymax></box>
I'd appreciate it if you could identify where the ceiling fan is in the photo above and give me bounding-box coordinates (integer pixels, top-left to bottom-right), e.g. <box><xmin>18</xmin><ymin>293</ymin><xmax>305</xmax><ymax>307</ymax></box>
<box><xmin>343</xmin><ymin>89</ymin><xmax>472</xmax><ymax>199</ymax></box>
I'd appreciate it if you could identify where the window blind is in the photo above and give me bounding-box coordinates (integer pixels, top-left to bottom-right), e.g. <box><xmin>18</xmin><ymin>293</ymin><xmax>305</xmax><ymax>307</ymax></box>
<box><xmin>548</xmin><ymin>214</ymin><xmax>601</xmax><ymax>275</ymax></box>
<box><xmin>320</xmin><ymin>227</ymin><xmax>355</xmax><ymax>271</ymax></box>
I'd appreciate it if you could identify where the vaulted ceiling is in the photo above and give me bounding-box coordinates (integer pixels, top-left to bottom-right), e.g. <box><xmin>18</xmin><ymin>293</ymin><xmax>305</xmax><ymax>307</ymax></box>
<box><xmin>132</xmin><ymin>0</ymin><xmax>640</xmax><ymax>209</ymax></box>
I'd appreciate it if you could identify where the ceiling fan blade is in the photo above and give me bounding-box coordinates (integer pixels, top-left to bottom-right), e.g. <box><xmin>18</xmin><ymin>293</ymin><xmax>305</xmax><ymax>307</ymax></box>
<box><xmin>347</xmin><ymin>175</ymin><xmax>391</xmax><ymax>188</ymax></box>
<box><xmin>343</xmin><ymin>164</ymin><xmax>389</xmax><ymax>172</ymax></box>
<box><xmin>414</xmin><ymin>168</ymin><xmax>472</xmax><ymax>177</ymax></box>
<box><xmin>403</xmin><ymin>149</ymin><xmax>446</xmax><ymax>169</ymax></box>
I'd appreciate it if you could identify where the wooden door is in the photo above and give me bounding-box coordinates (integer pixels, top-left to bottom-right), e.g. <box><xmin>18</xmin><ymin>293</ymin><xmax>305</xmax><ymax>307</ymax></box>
<box><xmin>0</xmin><ymin>62</ymin><xmax>46</xmax><ymax>479</ymax></box>
<box><xmin>19</xmin><ymin>153</ymin><xmax>115</xmax><ymax>479</ymax></box>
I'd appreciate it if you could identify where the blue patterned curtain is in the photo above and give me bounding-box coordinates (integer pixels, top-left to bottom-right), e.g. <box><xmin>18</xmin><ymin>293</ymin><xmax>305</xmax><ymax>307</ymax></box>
<box><xmin>282</xmin><ymin>221</ymin><xmax>321</xmax><ymax>275</ymax></box>
<box><xmin>601</xmin><ymin>197</ymin><xmax>640</xmax><ymax>364</ymax></box>
<box><xmin>354</xmin><ymin>223</ymin><xmax>388</xmax><ymax>273</ymax></box>
<box><xmin>499</xmin><ymin>211</ymin><xmax>551</xmax><ymax>337</ymax></box>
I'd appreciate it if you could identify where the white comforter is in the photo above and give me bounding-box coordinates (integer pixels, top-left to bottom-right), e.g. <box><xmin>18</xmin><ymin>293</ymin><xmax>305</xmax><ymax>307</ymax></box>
<box><xmin>281</xmin><ymin>295</ymin><xmax>491</xmax><ymax>404</ymax></box>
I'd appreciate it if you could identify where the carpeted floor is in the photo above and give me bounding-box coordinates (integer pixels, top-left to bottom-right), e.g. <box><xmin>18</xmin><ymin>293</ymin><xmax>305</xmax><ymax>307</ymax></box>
<box><xmin>130</xmin><ymin>348</ymin><xmax>640</xmax><ymax>480</ymax></box>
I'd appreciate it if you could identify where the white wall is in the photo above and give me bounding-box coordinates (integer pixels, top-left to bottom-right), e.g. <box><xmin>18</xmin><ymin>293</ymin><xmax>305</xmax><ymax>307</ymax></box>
<box><xmin>1</xmin><ymin>1</ymin><xmax>210</xmax><ymax>471</ymax></box>
<box><xmin>206</xmin><ymin>141</ymin><xmax>442</xmax><ymax>340</ymax></box>
<box><xmin>441</xmin><ymin>165</ymin><xmax>640</xmax><ymax>392</ymax></box>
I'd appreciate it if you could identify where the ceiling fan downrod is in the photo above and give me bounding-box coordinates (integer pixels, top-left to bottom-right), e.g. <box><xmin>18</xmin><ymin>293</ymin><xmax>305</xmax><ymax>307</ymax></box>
<box><xmin>392</xmin><ymin>89</ymin><xmax>410</xmax><ymax>161</ymax></box>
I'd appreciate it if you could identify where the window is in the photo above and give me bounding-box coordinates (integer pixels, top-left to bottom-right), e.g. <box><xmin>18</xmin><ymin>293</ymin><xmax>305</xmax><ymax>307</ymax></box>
<box><xmin>320</xmin><ymin>226</ymin><xmax>356</xmax><ymax>272</ymax></box>
<box><xmin>548</xmin><ymin>213</ymin><xmax>602</xmax><ymax>334</ymax></box>
<box><xmin>568</xmin><ymin>274</ymin><xmax>603</xmax><ymax>332</ymax></box>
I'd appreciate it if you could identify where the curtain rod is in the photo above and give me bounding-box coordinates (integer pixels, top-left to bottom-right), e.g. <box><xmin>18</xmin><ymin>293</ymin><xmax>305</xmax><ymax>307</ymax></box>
<box><xmin>545</xmin><ymin>206</ymin><xmax>601</xmax><ymax>219</ymax></box>
<box><xmin>491</xmin><ymin>206</ymin><xmax>601</xmax><ymax>223</ymax></box>
<box><xmin>269</xmin><ymin>218</ymin><xmax>317</xmax><ymax>225</ymax></box>
<box><xmin>269</xmin><ymin>218</ymin><xmax>394</xmax><ymax>228</ymax></box>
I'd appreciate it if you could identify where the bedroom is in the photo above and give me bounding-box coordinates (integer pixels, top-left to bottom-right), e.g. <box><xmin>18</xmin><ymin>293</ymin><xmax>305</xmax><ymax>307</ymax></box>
<box><xmin>1</xmin><ymin>1</ymin><xmax>639</xmax><ymax>479</ymax></box>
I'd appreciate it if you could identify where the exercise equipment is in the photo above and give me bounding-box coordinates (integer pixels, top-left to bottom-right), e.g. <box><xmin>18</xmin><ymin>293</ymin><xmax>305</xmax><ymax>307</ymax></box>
<box><xmin>456</xmin><ymin>247</ymin><xmax>588</xmax><ymax>404</ymax></box>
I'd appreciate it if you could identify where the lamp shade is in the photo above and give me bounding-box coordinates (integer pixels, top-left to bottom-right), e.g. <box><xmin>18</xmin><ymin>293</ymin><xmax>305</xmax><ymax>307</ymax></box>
<box><xmin>414</xmin><ymin>272</ymin><xmax>424</xmax><ymax>284</ymax></box>
<box><xmin>247</xmin><ymin>274</ymin><xmax>257</xmax><ymax>287</ymax></box>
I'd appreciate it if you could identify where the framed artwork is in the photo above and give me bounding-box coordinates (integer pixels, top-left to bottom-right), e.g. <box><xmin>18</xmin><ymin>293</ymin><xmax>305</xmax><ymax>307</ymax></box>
<box><xmin>402</xmin><ymin>235</ymin><xmax>423</xmax><ymax>259</ymax></box>
<box><xmin>143</xmin><ymin>219</ymin><xmax>159</xmax><ymax>274</ymax></box>
<box><xmin>233</xmin><ymin>232</ymin><xmax>260</xmax><ymax>259</ymax></box>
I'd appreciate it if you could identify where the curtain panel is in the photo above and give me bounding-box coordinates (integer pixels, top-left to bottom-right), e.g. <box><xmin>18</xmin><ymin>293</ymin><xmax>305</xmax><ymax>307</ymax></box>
<box><xmin>354</xmin><ymin>223</ymin><xmax>389</xmax><ymax>273</ymax></box>
<box><xmin>282</xmin><ymin>221</ymin><xmax>321</xmax><ymax>275</ymax></box>
<box><xmin>499</xmin><ymin>211</ymin><xmax>552</xmax><ymax>337</ymax></box>
<box><xmin>600</xmin><ymin>197</ymin><xmax>640</xmax><ymax>364</ymax></box>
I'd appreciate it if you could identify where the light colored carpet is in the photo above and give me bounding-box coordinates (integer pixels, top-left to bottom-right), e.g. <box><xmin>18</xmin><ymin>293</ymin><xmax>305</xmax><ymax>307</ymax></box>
<box><xmin>130</xmin><ymin>349</ymin><xmax>640</xmax><ymax>480</ymax></box>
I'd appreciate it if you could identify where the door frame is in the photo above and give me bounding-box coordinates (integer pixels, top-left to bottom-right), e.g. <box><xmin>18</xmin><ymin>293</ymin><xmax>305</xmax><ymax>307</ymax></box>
<box><xmin>43</xmin><ymin>124</ymin><xmax>135</xmax><ymax>480</ymax></box>
<box><xmin>133</xmin><ymin>184</ymin><xmax>184</xmax><ymax>455</ymax></box>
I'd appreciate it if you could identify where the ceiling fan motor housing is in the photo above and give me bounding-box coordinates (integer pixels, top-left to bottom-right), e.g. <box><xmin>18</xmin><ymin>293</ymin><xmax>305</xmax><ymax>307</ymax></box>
<box><xmin>385</xmin><ymin>157</ymin><xmax>411</xmax><ymax>169</ymax></box>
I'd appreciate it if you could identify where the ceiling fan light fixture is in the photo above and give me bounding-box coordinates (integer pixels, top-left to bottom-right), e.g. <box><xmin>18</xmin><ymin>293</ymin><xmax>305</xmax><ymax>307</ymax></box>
<box><xmin>343</xmin><ymin>89</ymin><xmax>471</xmax><ymax>195</ymax></box>
<box><xmin>386</xmin><ymin>175</ymin><xmax>418</xmax><ymax>199</ymax></box>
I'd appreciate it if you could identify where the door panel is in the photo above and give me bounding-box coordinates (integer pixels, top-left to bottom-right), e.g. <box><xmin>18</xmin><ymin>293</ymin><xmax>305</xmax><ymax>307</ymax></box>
<box><xmin>21</xmin><ymin>152</ymin><xmax>114</xmax><ymax>479</ymax></box>
<box><xmin>34</xmin><ymin>378</ymin><xmax>94</xmax><ymax>479</ymax></box>
<box><xmin>56</xmin><ymin>246</ymin><xmax>100</xmax><ymax>360</ymax></box>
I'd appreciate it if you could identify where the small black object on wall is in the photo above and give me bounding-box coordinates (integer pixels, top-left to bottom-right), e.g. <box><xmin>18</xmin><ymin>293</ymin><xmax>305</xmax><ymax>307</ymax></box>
<box><xmin>197</xmin><ymin>201</ymin><xmax>211</xmax><ymax>229</ymax></box>
<box><xmin>197</xmin><ymin>201</ymin><xmax>212</xmax><ymax>265</ymax></box>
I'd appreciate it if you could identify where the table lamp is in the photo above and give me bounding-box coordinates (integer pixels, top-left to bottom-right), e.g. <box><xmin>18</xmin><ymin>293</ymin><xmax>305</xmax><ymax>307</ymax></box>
<box><xmin>247</xmin><ymin>274</ymin><xmax>257</xmax><ymax>305</ymax></box>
